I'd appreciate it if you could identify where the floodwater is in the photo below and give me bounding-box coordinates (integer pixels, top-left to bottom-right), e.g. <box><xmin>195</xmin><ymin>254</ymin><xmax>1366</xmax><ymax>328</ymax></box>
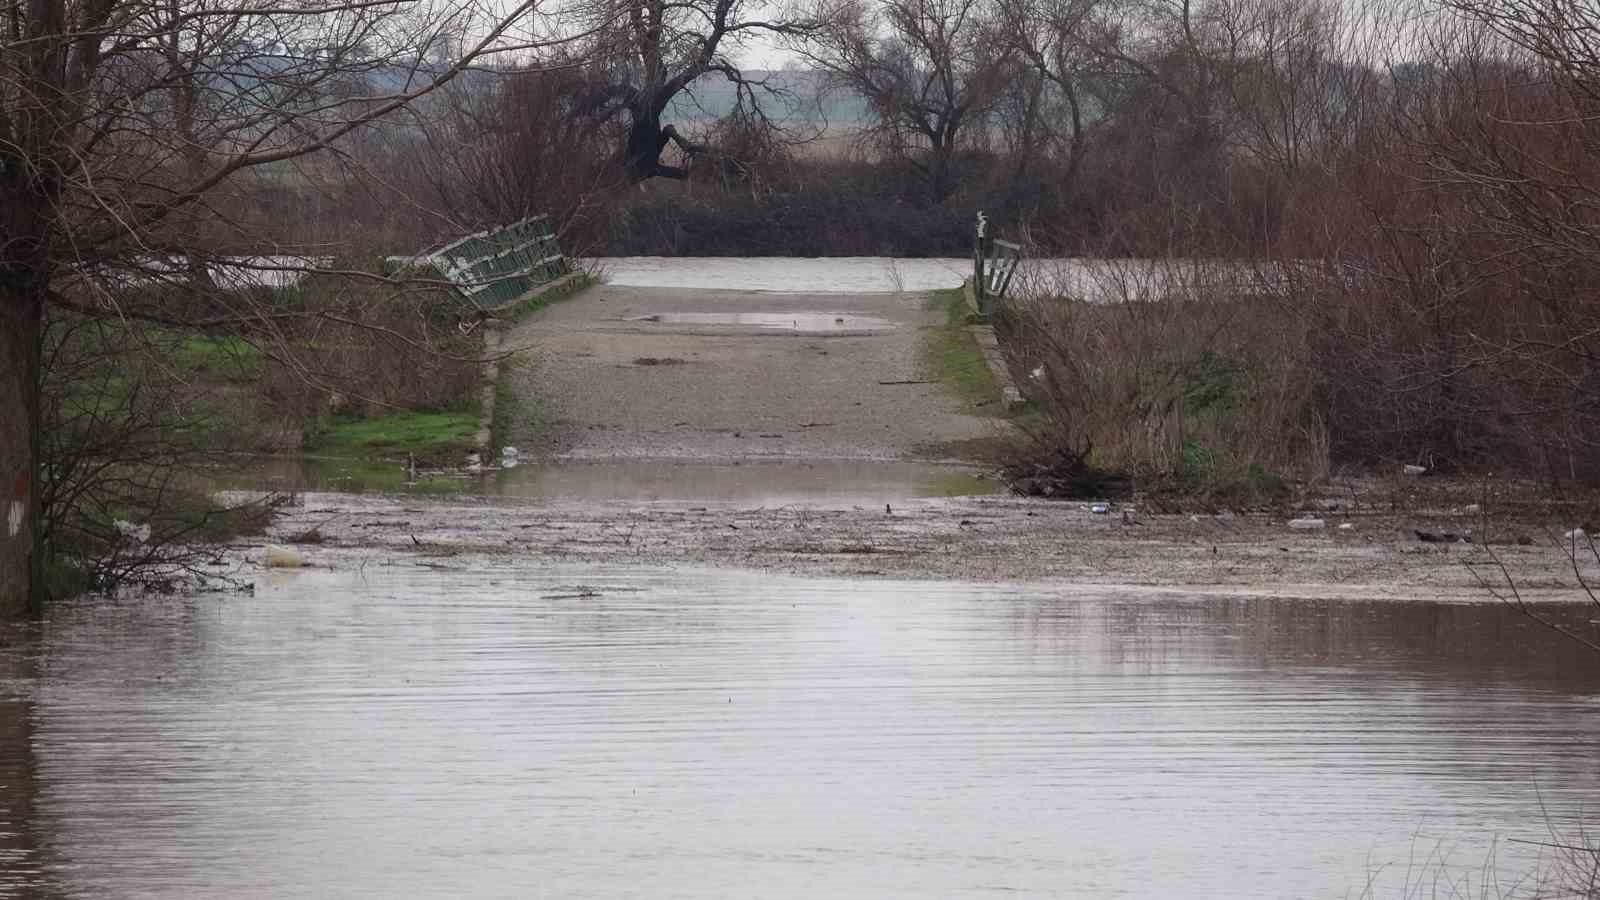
<box><xmin>594</xmin><ymin>256</ymin><xmax>974</xmax><ymax>293</ymax></box>
<box><xmin>628</xmin><ymin>311</ymin><xmax>897</xmax><ymax>332</ymax></box>
<box><xmin>12</xmin><ymin>256</ymin><xmax>1593</xmax><ymax>896</ymax></box>
<box><xmin>592</xmin><ymin>256</ymin><xmax>1273</xmax><ymax>302</ymax></box>
<box><xmin>491</xmin><ymin>459</ymin><xmax>995</xmax><ymax>503</ymax></box>
<box><xmin>1</xmin><ymin>569</ymin><xmax>1597</xmax><ymax>898</ymax></box>
<box><xmin>212</xmin><ymin>458</ymin><xmax>999</xmax><ymax>503</ymax></box>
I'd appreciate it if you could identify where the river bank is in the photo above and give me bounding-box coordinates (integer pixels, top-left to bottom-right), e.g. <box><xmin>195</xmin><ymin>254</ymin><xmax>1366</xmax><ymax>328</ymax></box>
<box><xmin>246</xmin><ymin>484</ymin><xmax>1599</xmax><ymax>604</ymax></box>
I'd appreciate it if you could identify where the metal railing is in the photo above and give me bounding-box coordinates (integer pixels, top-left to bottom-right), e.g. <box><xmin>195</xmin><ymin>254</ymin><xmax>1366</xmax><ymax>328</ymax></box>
<box><xmin>391</xmin><ymin>215</ymin><xmax>566</xmax><ymax>309</ymax></box>
<box><xmin>972</xmin><ymin>211</ymin><xmax>1022</xmax><ymax>316</ymax></box>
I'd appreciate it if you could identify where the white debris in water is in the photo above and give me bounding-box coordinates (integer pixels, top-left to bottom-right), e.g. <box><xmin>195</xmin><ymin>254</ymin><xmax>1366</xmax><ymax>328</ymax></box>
<box><xmin>1403</xmin><ymin>464</ymin><xmax>1427</xmax><ymax>476</ymax></box>
<box><xmin>113</xmin><ymin>519</ymin><xmax>151</xmax><ymax>544</ymax></box>
<box><xmin>1338</xmin><ymin>523</ymin><xmax>1355</xmax><ymax>531</ymax></box>
<box><xmin>1566</xmin><ymin>528</ymin><xmax>1588</xmax><ymax>541</ymax></box>
<box><xmin>1288</xmin><ymin>517</ymin><xmax>1326</xmax><ymax>530</ymax></box>
<box><xmin>264</xmin><ymin>545</ymin><xmax>304</xmax><ymax>568</ymax></box>
<box><xmin>1090</xmin><ymin>504</ymin><xmax>1110</xmax><ymax>514</ymax></box>
<box><xmin>5</xmin><ymin>501</ymin><xmax>20</xmax><ymax>538</ymax></box>
<box><xmin>501</xmin><ymin>446</ymin><xmax>519</xmax><ymax>457</ymax></box>
<box><xmin>1464</xmin><ymin>504</ymin><xmax>1481</xmax><ymax>514</ymax></box>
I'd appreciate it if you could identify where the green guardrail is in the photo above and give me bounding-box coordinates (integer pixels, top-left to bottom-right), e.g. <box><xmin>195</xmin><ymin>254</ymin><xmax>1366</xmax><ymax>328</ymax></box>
<box><xmin>392</xmin><ymin>215</ymin><xmax>566</xmax><ymax>309</ymax></box>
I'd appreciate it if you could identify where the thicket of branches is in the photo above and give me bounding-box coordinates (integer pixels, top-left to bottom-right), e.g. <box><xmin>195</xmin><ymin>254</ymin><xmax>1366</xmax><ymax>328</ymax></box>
<box><xmin>0</xmin><ymin>0</ymin><xmax>572</xmax><ymax>609</ymax></box>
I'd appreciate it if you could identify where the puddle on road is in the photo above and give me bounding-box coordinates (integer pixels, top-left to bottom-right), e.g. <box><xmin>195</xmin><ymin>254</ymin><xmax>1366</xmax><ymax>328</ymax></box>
<box><xmin>3</xmin><ymin>569</ymin><xmax>1599</xmax><ymax>898</ymax></box>
<box><xmin>629</xmin><ymin>312</ymin><xmax>896</xmax><ymax>332</ymax></box>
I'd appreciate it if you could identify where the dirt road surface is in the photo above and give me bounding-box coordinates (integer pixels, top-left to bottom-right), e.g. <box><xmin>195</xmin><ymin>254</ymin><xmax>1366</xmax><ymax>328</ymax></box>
<box><xmin>500</xmin><ymin>285</ymin><xmax>998</xmax><ymax>461</ymax></box>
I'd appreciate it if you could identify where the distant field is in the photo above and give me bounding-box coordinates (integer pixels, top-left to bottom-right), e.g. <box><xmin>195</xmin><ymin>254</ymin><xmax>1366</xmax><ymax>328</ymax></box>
<box><xmin>665</xmin><ymin>70</ymin><xmax>872</xmax><ymax>128</ymax></box>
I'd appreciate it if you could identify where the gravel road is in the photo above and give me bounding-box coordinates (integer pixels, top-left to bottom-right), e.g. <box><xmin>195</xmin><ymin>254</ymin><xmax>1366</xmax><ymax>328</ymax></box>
<box><xmin>500</xmin><ymin>284</ymin><xmax>1000</xmax><ymax>461</ymax></box>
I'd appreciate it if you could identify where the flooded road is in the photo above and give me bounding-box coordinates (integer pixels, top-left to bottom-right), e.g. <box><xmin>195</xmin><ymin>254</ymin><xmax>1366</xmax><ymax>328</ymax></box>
<box><xmin>2</xmin><ymin>568</ymin><xmax>1596</xmax><ymax>898</ymax></box>
<box><xmin>217</xmin><ymin>457</ymin><xmax>1000</xmax><ymax>503</ymax></box>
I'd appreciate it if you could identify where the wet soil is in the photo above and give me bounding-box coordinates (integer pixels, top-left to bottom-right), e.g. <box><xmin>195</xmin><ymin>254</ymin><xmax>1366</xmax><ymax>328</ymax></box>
<box><xmin>253</xmin><ymin>489</ymin><xmax>1599</xmax><ymax>604</ymax></box>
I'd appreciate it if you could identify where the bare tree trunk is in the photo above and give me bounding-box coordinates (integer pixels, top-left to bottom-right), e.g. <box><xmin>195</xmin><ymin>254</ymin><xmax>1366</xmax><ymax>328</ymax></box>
<box><xmin>0</xmin><ymin>285</ymin><xmax>44</xmax><ymax>616</ymax></box>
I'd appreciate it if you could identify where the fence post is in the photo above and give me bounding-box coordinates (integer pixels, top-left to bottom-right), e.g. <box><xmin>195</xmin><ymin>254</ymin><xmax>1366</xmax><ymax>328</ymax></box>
<box><xmin>974</xmin><ymin>210</ymin><xmax>990</xmax><ymax>317</ymax></box>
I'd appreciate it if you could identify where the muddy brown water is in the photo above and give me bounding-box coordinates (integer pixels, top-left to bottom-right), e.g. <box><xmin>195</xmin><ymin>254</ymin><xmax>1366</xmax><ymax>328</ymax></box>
<box><xmin>213</xmin><ymin>458</ymin><xmax>1002</xmax><ymax>503</ymax></box>
<box><xmin>0</xmin><ymin>568</ymin><xmax>1597</xmax><ymax>897</ymax></box>
<box><xmin>626</xmin><ymin>312</ymin><xmax>897</xmax><ymax>332</ymax></box>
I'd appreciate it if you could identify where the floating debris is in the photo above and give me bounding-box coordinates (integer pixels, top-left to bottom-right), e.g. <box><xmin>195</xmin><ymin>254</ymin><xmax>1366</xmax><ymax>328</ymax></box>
<box><xmin>264</xmin><ymin>545</ymin><xmax>304</xmax><ymax>568</ymax></box>
<box><xmin>1288</xmin><ymin>517</ymin><xmax>1326</xmax><ymax>530</ymax></box>
<box><xmin>287</xmin><ymin>527</ymin><xmax>324</xmax><ymax>545</ymax></box>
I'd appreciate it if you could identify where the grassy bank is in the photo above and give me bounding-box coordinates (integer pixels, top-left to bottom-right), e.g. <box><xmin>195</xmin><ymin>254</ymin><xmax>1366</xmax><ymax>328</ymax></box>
<box><xmin>920</xmin><ymin>288</ymin><xmax>1000</xmax><ymax>409</ymax></box>
<box><xmin>307</xmin><ymin>409</ymin><xmax>482</xmax><ymax>464</ymax></box>
<box><xmin>234</xmin><ymin>271</ymin><xmax>595</xmax><ymax>464</ymax></box>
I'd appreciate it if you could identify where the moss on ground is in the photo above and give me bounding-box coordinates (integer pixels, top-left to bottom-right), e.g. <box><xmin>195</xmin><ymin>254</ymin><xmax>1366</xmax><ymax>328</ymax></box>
<box><xmin>174</xmin><ymin>335</ymin><xmax>263</xmax><ymax>381</ymax></box>
<box><xmin>920</xmin><ymin>288</ymin><xmax>1001</xmax><ymax>410</ymax></box>
<box><xmin>309</xmin><ymin>410</ymin><xmax>481</xmax><ymax>464</ymax></box>
<box><xmin>489</xmin><ymin>354</ymin><xmax>542</xmax><ymax>453</ymax></box>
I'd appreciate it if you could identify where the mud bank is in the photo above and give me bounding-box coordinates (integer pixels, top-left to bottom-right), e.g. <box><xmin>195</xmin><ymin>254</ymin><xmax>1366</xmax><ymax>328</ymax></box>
<box><xmin>248</xmin><ymin>491</ymin><xmax>1598</xmax><ymax>603</ymax></box>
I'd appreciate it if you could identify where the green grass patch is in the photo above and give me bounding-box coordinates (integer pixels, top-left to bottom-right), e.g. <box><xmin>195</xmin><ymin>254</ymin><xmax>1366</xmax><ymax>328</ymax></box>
<box><xmin>309</xmin><ymin>410</ymin><xmax>480</xmax><ymax>464</ymax></box>
<box><xmin>920</xmin><ymin>288</ymin><xmax>1001</xmax><ymax>409</ymax></box>
<box><xmin>204</xmin><ymin>456</ymin><xmax>471</xmax><ymax>495</ymax></box>
<box><xmin>174</xmin><ymin>335</ymin><xmax>263</xmax><ymax>381</ymax></box>
<box><xmin>489</xmin><ymin>353</ymin><xmax>541</xmax><ymax>452</ymax></box>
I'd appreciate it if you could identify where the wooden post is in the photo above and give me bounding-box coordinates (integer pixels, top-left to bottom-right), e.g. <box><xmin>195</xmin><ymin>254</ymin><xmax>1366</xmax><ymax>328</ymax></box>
<box><xmin>974</xmin><ymin>211</ymin><xmax>989</xmax><ymax>317</ymax></box>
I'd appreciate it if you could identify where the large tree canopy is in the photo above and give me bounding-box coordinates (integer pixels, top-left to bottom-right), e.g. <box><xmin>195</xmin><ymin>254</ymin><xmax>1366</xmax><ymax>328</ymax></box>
<box><xmin>566</xmin><ymin>0</ymin><xmax>820</xmax><ymax>181</ymax></box>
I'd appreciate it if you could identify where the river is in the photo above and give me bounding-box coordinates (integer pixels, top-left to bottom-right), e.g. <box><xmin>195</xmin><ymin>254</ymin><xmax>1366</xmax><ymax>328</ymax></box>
<box><xmin>0</xmin><ymin>567</ymin><xmax>1597</xmax><ymax>897</ymax></box>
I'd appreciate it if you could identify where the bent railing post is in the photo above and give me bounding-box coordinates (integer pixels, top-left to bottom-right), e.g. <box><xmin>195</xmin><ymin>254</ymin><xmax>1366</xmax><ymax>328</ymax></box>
<box><xmin>974</xmin><ymin>211</ymin><xmax>990</xmax><ymax>317</ymax></box>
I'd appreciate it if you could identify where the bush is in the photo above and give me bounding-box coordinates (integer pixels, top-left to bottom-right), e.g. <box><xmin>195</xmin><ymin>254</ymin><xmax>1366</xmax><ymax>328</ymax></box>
<box><xmin>998</xmin><ymin>260</ymin><xmax>1326</xmax><ymax>506</ymax></box>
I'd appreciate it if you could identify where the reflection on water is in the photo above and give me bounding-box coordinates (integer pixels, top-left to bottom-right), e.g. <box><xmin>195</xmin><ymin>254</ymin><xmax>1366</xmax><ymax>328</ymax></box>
<box><xmin>212</xmin><ymin>457</ymin><xmax>1000</xmax><ymax>503</ymax></box>
<box><xmin>0</xmin><ymin>626</ymin><xmax>45</xmax><ymax>899</ymax></box>
<box><xmin>1</xmin><ymin>570</ymin><xmax>1596</xmax><ymax>898</ymax></box>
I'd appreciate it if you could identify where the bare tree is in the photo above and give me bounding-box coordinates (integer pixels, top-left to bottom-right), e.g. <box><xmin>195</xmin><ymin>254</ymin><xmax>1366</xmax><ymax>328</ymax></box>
<box><xmin>0</xmin><ymin>0</ymin><xmax>565</xmax><ymax>612</ymax></box>
<box><xmin>803</xmin><ymin>0</ymin><xmax>1012</xmax><ymax>202</ymax></box>
<box><xmin>997</xmin><ymin>0</ymin><xmax>1092</xmax><ymax>187</ymax></box>
<box><xmin>559</xmin><ymin>0</ymin><xmax>821</xmax><ymax>183</ymax></box>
